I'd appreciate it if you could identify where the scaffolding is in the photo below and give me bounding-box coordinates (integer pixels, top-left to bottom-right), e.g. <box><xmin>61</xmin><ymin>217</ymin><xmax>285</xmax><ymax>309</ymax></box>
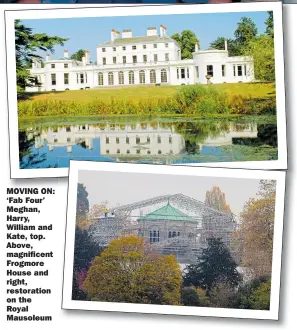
<box><xmin>87</xmin><ymin>193</ymin><xmax>238</xmax><ymax>263</ymax></box>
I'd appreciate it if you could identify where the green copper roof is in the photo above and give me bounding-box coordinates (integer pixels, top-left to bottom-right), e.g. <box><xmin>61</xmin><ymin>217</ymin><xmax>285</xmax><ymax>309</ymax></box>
<box><xmin>139</xmin><ymin>203</ymin><xmax>195</xmax><ymax>222</ymax></box>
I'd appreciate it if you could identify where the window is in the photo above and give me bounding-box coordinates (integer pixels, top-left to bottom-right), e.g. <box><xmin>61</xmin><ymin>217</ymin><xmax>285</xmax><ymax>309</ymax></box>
<box><xmin>106</xmin><ymin>137</ymin><xmax>109</xmax><ymax>144</ymax></box>
<box><xmin>147</xmin><ymin>137</ymin><xmax>150</xmax><ymax>143</ymax></box>
<box><xmin>66</xmin><ymin>127</ymin><xmax>71</xmax><ymax>132</ymax></box>
<box><xmin>207</xmin><ymin>65</ymin><xmax>214</xmax><ymax>77</ymax></box>
<box><xmin>51</xmin><ymin>73</ymin><xmax>56</xmax><ymax>85</ymax></box>
<box><xmin>139</xmin><ymin>70</ymin><xmax>145</xmax><ymax>84</ymax></box>
<box><xmin>181</xmin><ymin>68</ymin><xmax>185</xmax><ymax>79</ymax></box>
<box><xmin>177</xmin><ymin>68</ymin><xmax>179</xmax><ymax>79</ymax></box>
<box><xmin>161</xmin><ymin>69</ymin><xmax>167</xmax><ymax>83</ymax></box>
<box><xmin>136</xmin><ymin>136</ymin><xmax>140</xmax><ymax>144</ymax></box>
<box><xmin>143</xmin><ymin>55</ymin><xmax>147</xmax><ymax>64</ymax></box>
<box><xmin>122</xmin><ymin>46</ymin><xmax>126</xmax><ymax>51</ymax></box>
<box><xmin>154</xmin><ymin>54</ymin><xmax>158</xmax><ymax>62</ymax></box>
<box><xmin>136</xmin><ymin>149</ymin><xmax>141</xmax><ymax>154</ymax></box>
<box><xmin>117</xmin><ymin>149</ymin><xmax>120</xmax><ymax>154</ymax></box>
<box><xmin>132</xmin><ymin>45</ymin><xmax>136</xmax><ymax>50</ymax></box>
<box><xmin>102</xmin><ymin>48</ymin><xmax>106</xmax><ymax>52</ymax></box>
<box><xmin>113</xmin><ymin>57</ymin><xmax>116</xmax><ymax>64</ymax></box>
<box><xmin>122</xmin><ymin>56</ymin><xmax>126</xmax><ymax>64</ymax></box>
<box><xmin>108</xmin><ymin>72</ymin><xmax>114</xmax><ymax>85</ymax></box>
<box><xmin>116</xmin><ymin>137</ymin><xmax>119</xmax><ymax>144</ymax></box>
<box><xmin>147</xmin><ymin>150</ymin><xmax>151</xmax><ymax>155</ymax></box>
<box><xmin>106</xmin><ymin>150</ymin><xmax>109</xmax><ymax>154</ymax></box>
<box><xmin>153</xmin><ymin>44</ymin><xmax>157</xmax><ymax>48</ymax></box>
<box><xmin>222</xmin><ymin>65</ymin><xmax>226</xmax><ymax>77</ymax></box>
<box><xmin>169</xmin><ymin>136</ymin><xmax>172</xmax><ymax>144</ymax></box>
<box><xmin>244</xmin><ymin>64</ymin><xmax>247</xmax><ymax>76</ymax></box>
<box><xmin>157</xmin><ymin>136</ymin><xmax>161</xmax><ymax>143</ymax></box>
<box><xmin>103</xmin><ymin>58</ymin><xmax>106</xmax><ymax>65</ymax></box>
<box><xmin>237</xmin><ymin>65</ymin><xmax>243</xmax><ymax>77</ymax></box>
<box><xmin>158</xmin><ymin>150</ymin><xmax>162</xmax><ymax>155</ymax></box>
<box><xmin>165</xmin><ymin>53</ymin><xmax>169</xmax><ymax>61</ymax></box>
<box><xmin>80</xmin><ymin>73</ymin><xmax>84</xmax><ymax>84</ymax></box>
<box><xmin>187</xmin><ymin>68</ymin><xmax>189</xmax><ymax>78</ymax></box>
<box><xmin>64</xmin><ymin>73</ymin><xmax>69</xmax><ymax>85</ymax></box>
<box><xmin>233</xmin><ymin>65</ymin><xmax>236</xmax><ymax>77</ymax></box>
<box><xmin>127</xmin><ymin>150</ymin><xmax>130</xmax><ymax>154</ymax></box>
<box><xmin>118</xmin><ymin>71</ymin><xmax>124</xmax><ymax>85</ymax></box>
<box><xmin>129</xmin><ymin>71</ymin><xmax>134</xmax><ymax>85</ymax></box>
<box><xmin>133</xmin><ymin>56</ymin><xmax>137</xmax><ymax>64</ymax></box>
<box><xmin>196</xmin><ymin>66</ymin><xmax>199</xmax><ymax>78</ymax></box>
<box><xmin>85</xmin><ymin>74</ymin><xmax>88</xmax><ymax>84</ymax></box>
<box><xmin>67</xmin><ymin>138</ymin><xmax>71</xmax><ymax>143</ymax></box>
<box><xmin>126</xmin><ymin>137</ymin><xmax>130</xmax><ymax>144</ymax></box>
<box><xmin>98</xmin><ymin>72</ymin><xmax>104</xmax><ymax>86</ymax></box>
<box><xmin>113</xmin><ymin>47</ymin><xmax>116</xmax><ymax>52</ymax></box>
<box><xmin>64</xmin><ymin>63</ymin><xmax>68</xmax><ymax>69</ymax></box>
<box><xmin>143</xmin><ymin>44</ymin><xmax>146</xmax><ymax>49</ymax></box>
<box><xmin>76</xmin><ymin>74</ymin><xmax>79</xmax><ymax>84</ymax></box>
<box><xmin>150</xmin><ymin>70</ymin><xmax>156</xmax><ymax>83</ymax></box>
<box><xmin>51</xmin><ymin>64</ymin><xmax>55</xmax><ymax>69</ymax></box>
<box><xmin>165</xmin><ymin>43</ymin><xmax>168</xmax><ymax>48</ymax></box>
<box><xmin>150</xmin><ymin>230</ymin><xmax>160</xmax><ymax>243</ymax></box>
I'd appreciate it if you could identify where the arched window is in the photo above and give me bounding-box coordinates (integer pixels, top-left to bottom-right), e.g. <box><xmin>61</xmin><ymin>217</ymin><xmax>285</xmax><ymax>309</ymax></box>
<box><xmin>108</xmin><ymin>72</ymin><xmax>114</xmax><ymax>85</ymax></box>
<box><xmin>139</xmin><ymin>70</ymin><xmax>145</xmax><ymax>84</ymax></box>
<box><xmin>118</xmin><ymin>71</ymin><xmax>124</xmax><ymax>85</ymax></box>
<box><xmin>161</xmin><ymin>69</ymin><xmax>167</xmax><ymax>83</ymax></box>
<box><xmin>98</xmin><ymin>72</ymin><xmax>104</xmax><ymax>86</ymax></box>
<box><xmin>129</xmin><ymin>71</ymin><xmax>134</xmax><ymax>85</ymax></box>
<box><xmin>150</xmin><ymin>70</ymin><xmax>156</xmax><ymax>84</ymax></box>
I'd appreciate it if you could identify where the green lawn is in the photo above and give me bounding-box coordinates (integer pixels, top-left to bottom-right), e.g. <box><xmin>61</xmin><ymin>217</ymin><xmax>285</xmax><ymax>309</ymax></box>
<box><xmin>28</xmin><ymin>82</ymin><xmax>275</xmax><ymax>103</ymax></box>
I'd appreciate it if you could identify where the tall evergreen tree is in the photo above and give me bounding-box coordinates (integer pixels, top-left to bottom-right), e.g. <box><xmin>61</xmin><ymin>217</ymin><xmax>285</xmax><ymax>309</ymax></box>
<box><xmin>183</xmin><ymin>237</ymin><xmax>241</xmax><ymax>293</ymax></box>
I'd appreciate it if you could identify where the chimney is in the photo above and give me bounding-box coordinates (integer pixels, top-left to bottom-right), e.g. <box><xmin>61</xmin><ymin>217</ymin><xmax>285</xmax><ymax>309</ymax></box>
<box><xmin>195</xmin><ymin>41</ymin><xmax>199</xmax><ymax>52</ymax></box>
<box><xmin>160</xmin><ymin>25</ymin><xmax>167</xmax><ymax>38</ymax></box>
<box><xmin>122</xmin><ymin>29</ymin><xmax>132</xmax><ymax>39</ymax></box>
<box><xmin>82</xmin><ymin>56</ymin><xmax>86</xmax><ymax>66</ymax></box>
<box><xmin>45</xmin><ymin>54</ymin><xmax>50</xmax><ymax>61</ymax></box>
<box><xmin>147</xmin><ymin>27</ymin><xmax>157</xmax><ymax>37</ymax></box>
<box><xmin>111</xmin><ymin>29</ymin><xmax>120</xmax><ymax>42</ymax></box>
<box><xmin>225</xmin><ymin>39</ymin><xmax>228</xmax><ymax>51</ymax></box>
<box><xmin>85</xmin><ymin>50</ymin><xmax>90</xmax><ymax>64</ymax></box>
<box><xmin>64</xmin><ymin>50</ymin><xmax>69</xmax><ymax>58</ymax></box>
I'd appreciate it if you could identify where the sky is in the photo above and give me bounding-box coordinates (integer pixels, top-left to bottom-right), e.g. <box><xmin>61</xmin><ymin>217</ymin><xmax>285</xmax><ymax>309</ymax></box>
<box><xmin>78</xmin><ymin>170</ymin><xmax>262</xmax><ymax>216</ymax></box>
<box><xmin>22</xmin><ymin>10</ymin><xmax>268</xmax><ymax>63</ymax></box>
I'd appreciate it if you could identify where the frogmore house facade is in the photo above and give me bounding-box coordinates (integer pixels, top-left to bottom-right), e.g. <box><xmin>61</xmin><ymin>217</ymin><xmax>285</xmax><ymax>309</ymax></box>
<box><xmin>27</xmin><ymin>25</ymin><xmax>255</xmax><ymax>92</ymax></box>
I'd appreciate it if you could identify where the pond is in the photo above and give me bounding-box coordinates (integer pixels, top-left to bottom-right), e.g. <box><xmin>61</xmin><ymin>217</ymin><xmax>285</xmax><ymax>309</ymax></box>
<box><xmin>18</xmin><ymin>116</ymin><xmax>278</xmax><ymax>169</ymax></box>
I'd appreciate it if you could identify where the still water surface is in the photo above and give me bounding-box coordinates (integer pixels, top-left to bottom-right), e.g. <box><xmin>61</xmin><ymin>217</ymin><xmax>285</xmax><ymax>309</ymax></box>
<box><xmin>18</xmin><ymin>116</ymin><xmax>277</xmax><ymax>169</ymax></box>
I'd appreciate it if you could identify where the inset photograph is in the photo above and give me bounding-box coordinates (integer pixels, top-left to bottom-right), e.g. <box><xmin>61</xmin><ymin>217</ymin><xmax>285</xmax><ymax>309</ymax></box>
<box><xmin>62</xmin><ymin>161</ymin><xmax>285</xmax><ymax>320</ymax></box>
<box><xmin>5</xmin><ymin>2</ymin><xmax>286</xmax><ymax>178</ymax></box>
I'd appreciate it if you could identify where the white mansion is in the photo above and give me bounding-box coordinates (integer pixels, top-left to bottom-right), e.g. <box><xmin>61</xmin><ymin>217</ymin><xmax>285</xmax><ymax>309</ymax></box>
<box><xmin>27</xmin><ymin>25</ymin><xmax>254</xmax><ymax>92</ymax></box>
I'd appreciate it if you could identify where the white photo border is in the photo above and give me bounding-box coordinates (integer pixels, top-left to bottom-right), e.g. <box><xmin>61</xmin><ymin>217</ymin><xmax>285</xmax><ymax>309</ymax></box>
<box><xmin>62</xmin><ymin>160</ymin><xmax>286</xmax><ymax>320</ymax></box>
<box><xmin>5</xmin><ymin>2</ymin><xmax>287</xmax><ymax>178</ymax></box>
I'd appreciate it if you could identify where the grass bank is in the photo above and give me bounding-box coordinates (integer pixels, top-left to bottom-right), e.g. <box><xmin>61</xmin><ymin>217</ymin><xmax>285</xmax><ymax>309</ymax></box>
<box><xmin>18</xmin><ymin>83</ymin><xmax>276</xmax><ymax>118</ymax></box>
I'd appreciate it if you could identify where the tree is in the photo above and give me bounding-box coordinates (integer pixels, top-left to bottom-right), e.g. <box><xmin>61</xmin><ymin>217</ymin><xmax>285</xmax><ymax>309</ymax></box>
<box><xmin>83</xmin><ymin>236</ymin><xmax>182</xmax><ymax>305</ymax></box>
<box><xmin>205</xmin><ymin>186</ymin><xmax>231</xmax><ymax>212</ymax></box>
<box><xmin>234</xmin><ymin>17</ymin><xmax>258</xmax><ymax>51</ymax></box>
<box><xmin>171</xmin><ymin>30</ymin><xmax>199</xmax><ymax>59</ymax></box>
<box><xmin>232</xmin><ymin>276</ymin><xmax>271</xmax><ymax>310</ymax></box>
<box><xmin>77</xmin><ymin>183</ymin><xmax>89</xmax><ymax>215</ymax></box>
<box><xmin>183</xmin><ymin>237</ymin><xmax>241</xmax><ymax>293</ymax></box>
<box><xmin>209</xmin><ymin>37</ymin><xmax>240</xmax><ymax>57</ymax></box>
<box><xmin>181</xmin><ymin>287</ymin><xmax>200</xmax><ymax>306</ymax></box>
<box><xmin>238</xmin><ymin>180</ymin><xmax>276</xmax><ymax>278</ymax></box>
<box><xmin>265</xmin><ymin>11</ymin><xmax>274</xmax><ymax>39</ymax></box>
<box><xmin>71</xmin><ymin>49</ymin><xmax>86</xmax><ymax>61</ymax></box>
<box><xmin>243</xmin><ymin>35</ymin><xmax>275</xmax><ymax>82</ymax></box>
<box><xmin>15</xmin><ymin>20</ymin><xmax>68</xmax><ymax>91</ymax></box>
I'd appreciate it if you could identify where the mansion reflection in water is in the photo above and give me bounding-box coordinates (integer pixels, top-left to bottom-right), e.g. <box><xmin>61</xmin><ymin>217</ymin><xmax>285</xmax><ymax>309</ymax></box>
<box><xmin>26</xmin><ymin>122</ymin><xmax>259</xmax><ymax>159</ymax></box>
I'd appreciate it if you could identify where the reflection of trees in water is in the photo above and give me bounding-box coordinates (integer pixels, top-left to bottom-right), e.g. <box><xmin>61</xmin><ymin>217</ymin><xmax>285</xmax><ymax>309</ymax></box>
<box><xmin>185</xmin><ymin>140</ymin><xmax>199</xmax><ymax>155</ymax></box>
<box><xmin>233</xmin><ymin>124</ymin><xmax>277</xmax><ymax>148</ymax></box>
<box><xmin>19</xmin><ymin>131</ymin><xmax>47</xmax><ymax>169</ymax></box>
